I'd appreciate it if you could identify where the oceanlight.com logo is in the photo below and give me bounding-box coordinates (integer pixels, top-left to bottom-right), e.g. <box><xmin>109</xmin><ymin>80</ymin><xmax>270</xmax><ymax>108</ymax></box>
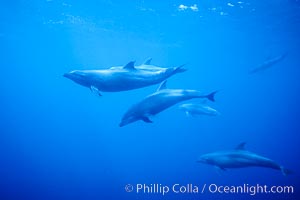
<box><xmin>124</xmin><ymin>183</ymin><xmax>294</xmax><ymax>196</ymax></box>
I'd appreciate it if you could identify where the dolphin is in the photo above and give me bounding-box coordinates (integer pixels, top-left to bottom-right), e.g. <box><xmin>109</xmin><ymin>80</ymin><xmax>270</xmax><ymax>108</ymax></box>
<box><xmin>198</xmin><ymin>143</ymin><xmax>292</xmax><ymax>176</ymax></box>
<box><xmin>63</xmin><ymin>58</ymin><xmax>186</xmax><ymax>96</ymax></box>
<box><xmin>249</xmin><ymin>53</ymin><xmax>287</xmax><ymax>74</ymax></box>
<box><xmin>119</xmin><ymin>80</ymin><xmax>217</xmax><ymax>127</ymax></box>
<box><xmin>179</xmin><ymin>103</ymin><xmax>220</xmax><ymax>117</ymax></box>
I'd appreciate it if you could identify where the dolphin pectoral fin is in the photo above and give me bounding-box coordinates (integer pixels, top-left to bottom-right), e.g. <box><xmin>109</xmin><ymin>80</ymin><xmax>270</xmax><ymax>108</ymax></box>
<box><xmin>215</xmin><ymin>166</ymin><xmax>226</xmax><ymax>174</ymax></box>
<box><xmin>141</xmin><ymin>116</ymin><xmax>153</xmax><ymax>123</ymax></box>
<box><xmin>185</xmin><ymin>111</ymin><xmax>190</xmax><ymax>117</ymax></box>
<box><xmin>218</xmin><ymin>166</ymin><xmax>227</xmax><ymax>171</ymax></box>
<box><xmin>156</xmin><ymin>80</ymin><xmax>167</xmax><ymax>91</ymax></box>
<box><xmin>123</xmin><ymin>61</ymin><xmax>136</xmax><ymax>70</ymax></box>
<box><xmin>90</xmin><ymin>85</ymin><xmax>102</xmax><ymax>96</ymax></box>
<box><xmin>280</xmin><ymin>166</ymin><xmax>293</xmax><ymax>176</ymax></box>
<box><xmin>186</xmin><ymin>111</ymin><xmax>196</xmax><ymax>118</ymax></box>
<box><xmin>143</xmin><ymin>57</ymin><xmax>152</xmax><ymax>65</ymax></box>
<box><xmin>235</xmin><ymin>142</ymin><xmax>247</xmax><ymax>150</ymax></box>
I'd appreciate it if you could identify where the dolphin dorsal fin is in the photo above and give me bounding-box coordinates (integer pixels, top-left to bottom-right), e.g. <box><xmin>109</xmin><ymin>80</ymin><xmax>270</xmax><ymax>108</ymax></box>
<box><xmin>235</xmin><ymin>142</ymin><xmax>246</xmax><ymax>150</ymax></box>
<box><xmin>143</xmin><ymin>57</ymin><xmax>152</xmax><ymax>65</ymax></box>
<box><xmin>124</xmin><ymin>61</ymin><xmax>136</xmax><ymax>70</ymax></box>
<box><xmin>157</xmin><ymin>80</ymin><xmax>167</xmax><ymax>91</ymax></box>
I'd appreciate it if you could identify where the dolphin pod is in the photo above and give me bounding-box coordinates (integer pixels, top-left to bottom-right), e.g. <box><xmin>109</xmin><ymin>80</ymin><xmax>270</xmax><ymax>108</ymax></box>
<box><xmin>198</xmin><ymin>143</ymin><xmax>292</xmax><ymax>176</ymax></box>
<box><xmin>64</xmin><ymin>57</ymin><xmax>292</xmax><ymax>177</ymax></box>
<box><xmin>64</xmin><ymin>58</ymin><xmax>186</xmax><ymax>96</ymax></box>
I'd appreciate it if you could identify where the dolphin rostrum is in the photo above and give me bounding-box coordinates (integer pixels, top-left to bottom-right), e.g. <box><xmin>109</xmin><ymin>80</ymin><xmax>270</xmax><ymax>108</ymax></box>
<box><xmin>64</xmin><ymin>58</ymin><xmax>186</xmax><ymax>96</ymax></box>
<box><xmin>249</xmin><ymin>53</ymin><xmax>287</xmax><ymax>74</ymax></box>
<box><xmin>198</xmin><ymin>142</ymin><xmax>292</xmax><ymax>176</ymax></box>
<box><xmin>119</xmin><ymin>80</ymin><xmax>217</xmax><ymax>127</ymax></box>
<box><xmin>179</xmin><ymin>103</ymin><xmax>220</xmax><ymax>117</ymax></box>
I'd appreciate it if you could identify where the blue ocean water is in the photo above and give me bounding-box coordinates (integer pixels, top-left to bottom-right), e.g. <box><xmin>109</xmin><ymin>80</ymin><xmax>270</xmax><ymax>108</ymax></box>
<box><xmin>1</xmin><ymin>0</ymin><xmax>300</xmax><ymax>199</ymax></box>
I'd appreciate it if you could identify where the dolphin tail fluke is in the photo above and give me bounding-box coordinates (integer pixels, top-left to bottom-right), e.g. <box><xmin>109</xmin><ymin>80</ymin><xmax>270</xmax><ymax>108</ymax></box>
<box><xmin>206</xmin><ymin>91</ymin><xmax>218</xmax><ymax>102</ymax></box>
<box><xmin>173</xmin><ymin>64</ymin><xmax>187</xmax><ymax>74</ymax></box>
<box><xmin>280</xmin><ymin>166</ymin><xmax>293</xmax><ymax>176</ymax></box>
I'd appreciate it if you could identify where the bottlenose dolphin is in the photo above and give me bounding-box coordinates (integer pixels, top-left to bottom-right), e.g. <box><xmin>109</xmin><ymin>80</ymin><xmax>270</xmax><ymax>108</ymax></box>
<box><xmin>249</xmin><ymin>53</ymin><xmax>287</xmax><ymax>74</ymax></box>
<box><xmin>63</xmin><ymin>58</ymin><xmax>186</xmax><ymax>96</ymax></box>
<box><xmin>119</xmin><ymin>80</ymin><xmax>217</xmax><ymax>127</ymax></box>
<box><xmin>179</xmin><ymin>103</ymin><xmax>220</xmax><ymax>117</ymax></box>
<box><xmin>198</xmin><ymin>143</ymin><xmax>292</xmax><ymax>176</ymax></box>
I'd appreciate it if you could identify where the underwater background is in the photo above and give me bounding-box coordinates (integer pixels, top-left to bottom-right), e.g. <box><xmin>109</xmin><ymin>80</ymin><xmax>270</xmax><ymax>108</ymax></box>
<box><xmin>1</xmin><ymin>0</ymin><xmax>300</xmax><ymax>199</ymax></box>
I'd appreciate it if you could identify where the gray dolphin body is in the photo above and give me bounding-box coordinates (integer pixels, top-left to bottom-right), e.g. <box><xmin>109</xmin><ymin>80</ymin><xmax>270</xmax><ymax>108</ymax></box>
<box><xmin>249</xmin><ymin>53</ymin><xmax>287</xmax><ymax>74</ymax></box>
<box><xmin>119</xmin><ymin>81</ymin><xmax>217</xmax><ymax>127</ymax></box>
<box><xmin>179</xmin><ymin>103</ymin><xmax>220</xmax><ymax>117</ymax></box>
<box><xmin>198</xmin><ymin>143</ymin><xmax>292</xmax><ymax>176</ymax></box>
<box><xmin>64</xmin><ymin>58</ymin><xmax>186</xmax><ymax>96</ymax></box>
